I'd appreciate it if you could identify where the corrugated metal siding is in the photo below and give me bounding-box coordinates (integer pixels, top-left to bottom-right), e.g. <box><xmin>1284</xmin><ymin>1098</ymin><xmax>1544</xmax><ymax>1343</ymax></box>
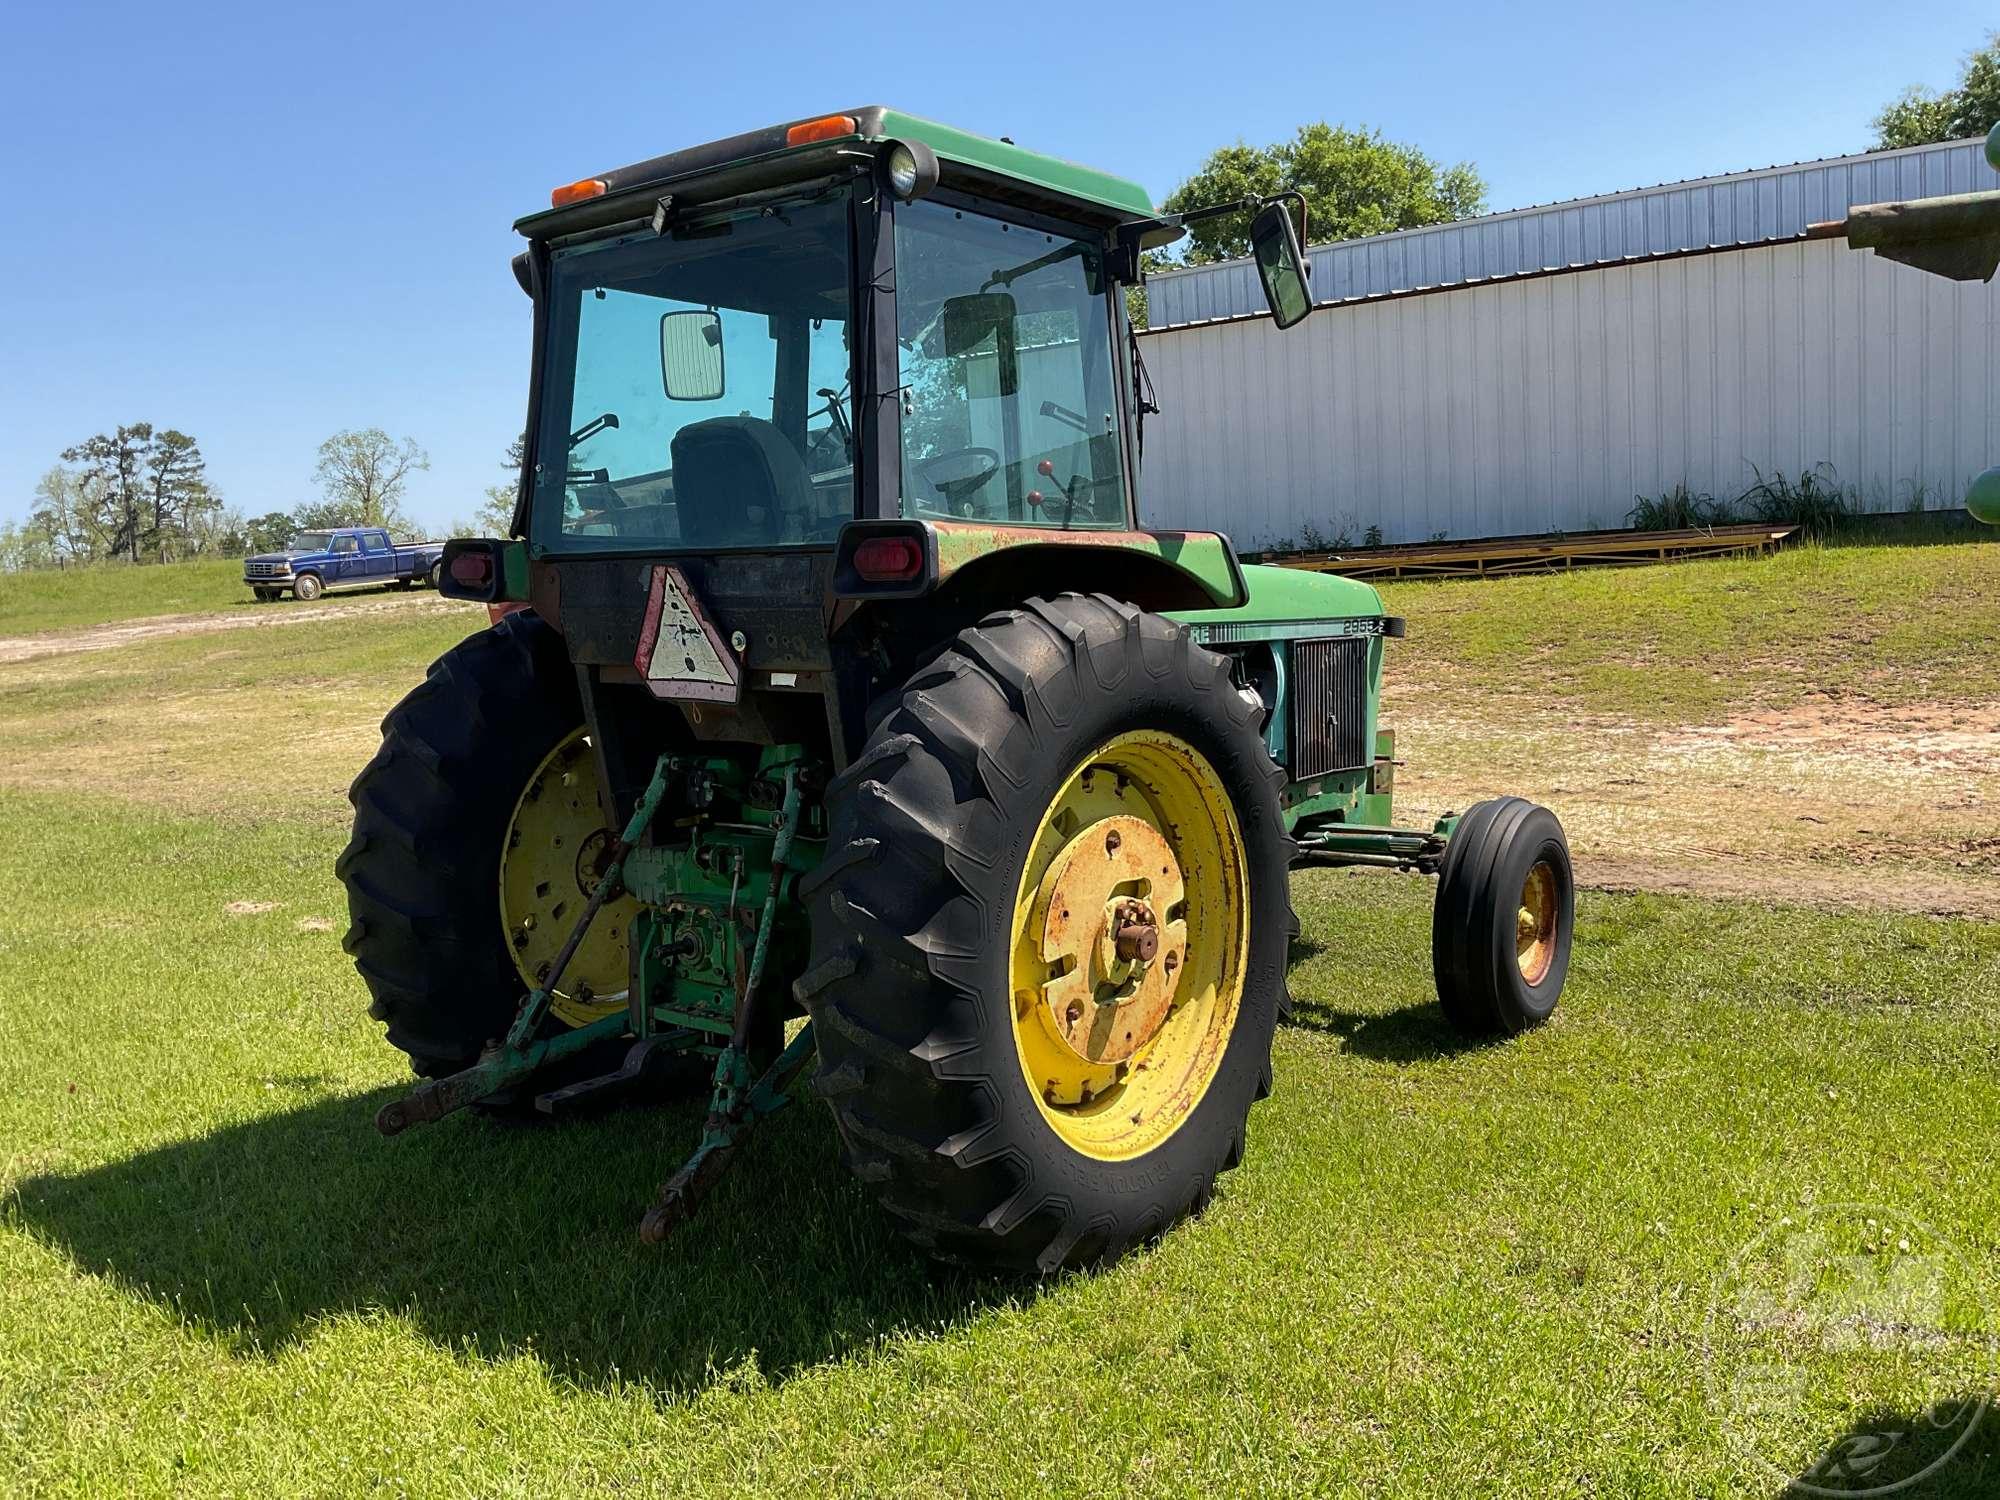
<box><xmin>1135</xmin><ymin>237</ymin><xmax>1998</xmax><ymax>546</ymax></box>
<box><xmin>1147</xmin><ymin>137</ymin><xmax>2000</xmax><ymax>329</ymax></box>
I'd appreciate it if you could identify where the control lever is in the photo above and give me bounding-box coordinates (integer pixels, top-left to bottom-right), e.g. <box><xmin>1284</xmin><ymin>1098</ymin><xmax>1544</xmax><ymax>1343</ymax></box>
<box><xmin>1035</xmin><ymin>458</ymin><xmax>1081</xmax><ymax>529</ymax></box>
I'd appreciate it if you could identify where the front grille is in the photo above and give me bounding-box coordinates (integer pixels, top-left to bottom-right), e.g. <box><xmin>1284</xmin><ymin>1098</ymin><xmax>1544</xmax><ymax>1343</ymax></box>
<box><xmin>248</xmin><ymin>562</ymin><xmax>288</xmax><ymax>578</ymax></box>
<box><xmin>1289</xmin><ymin>636</ymin><xmax>1370</xmax><ymax>779</ymax></box>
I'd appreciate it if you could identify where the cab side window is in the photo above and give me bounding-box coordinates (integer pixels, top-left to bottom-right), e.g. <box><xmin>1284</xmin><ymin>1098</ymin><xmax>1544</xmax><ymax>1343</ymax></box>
<box><xmin>893</xmin><ymin>200</ymin><xmax>1128</xmax><ymax>529</ymax></box>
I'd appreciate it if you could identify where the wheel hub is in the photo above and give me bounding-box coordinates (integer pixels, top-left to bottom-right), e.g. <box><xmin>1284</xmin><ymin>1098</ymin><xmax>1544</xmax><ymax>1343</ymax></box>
<box><xmin>1516</xmin><ymin>859</ymin><xmax>1558</xmax><ymax>985</ymax></box>
<box><xmin>1033</xmin><ymin>813</ymin><xmax>1186</xmax><ymax>1067</ymax></box>
<box><xmin>574</xmin><ymin>826</ymin><xmax>614</xmax><ymax>898</ymax></box>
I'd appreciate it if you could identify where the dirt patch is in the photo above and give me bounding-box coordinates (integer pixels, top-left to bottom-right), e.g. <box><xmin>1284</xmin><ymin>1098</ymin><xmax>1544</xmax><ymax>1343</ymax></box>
<box><xmin>1384</xmin><ymin>682</ymin><xmax>2000</xmax><ymax>920</ymax></box>
<box><xmin>0</xmin><ymin>593</ymin><xmax>462</xmax><ymax>666</ymax></box>
<box><xmin>1655</xmin><ymin>697</ymin><xmax>2000</xmax><ymax>775</ymax></box>
<box><xmin>294</xmin><ymin>916</ymin><xmax>336</xmax><ymax>933</ymax></box>
<box><xmin>224</xmin><ymin>900</ymin><xmax>281</xmax><ymax>916</ymax></box>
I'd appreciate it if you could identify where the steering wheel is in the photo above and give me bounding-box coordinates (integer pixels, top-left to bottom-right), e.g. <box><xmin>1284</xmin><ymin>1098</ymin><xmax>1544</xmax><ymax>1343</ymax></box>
<box><xmin>917</xmin><ymin>447</ymin><xmax>1001</xmax><ymax>510</ymax></box>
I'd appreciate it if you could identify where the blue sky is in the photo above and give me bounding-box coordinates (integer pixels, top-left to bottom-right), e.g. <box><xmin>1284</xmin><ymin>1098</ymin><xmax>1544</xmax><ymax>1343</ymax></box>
<box><xmin>2</xmin><ymin>1</ymin><xmax>1991</xmax><ymax>535</ymax></box>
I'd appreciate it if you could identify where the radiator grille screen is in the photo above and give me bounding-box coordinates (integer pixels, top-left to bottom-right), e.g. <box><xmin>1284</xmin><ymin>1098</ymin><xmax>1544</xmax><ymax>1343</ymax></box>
<box><xmin>1289</xmin><ymin>637</ymin><xmax>1370</xmax><ymax>779</ymax></box>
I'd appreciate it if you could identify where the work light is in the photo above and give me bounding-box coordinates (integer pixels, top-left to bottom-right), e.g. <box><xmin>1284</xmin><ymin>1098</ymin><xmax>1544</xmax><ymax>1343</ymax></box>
<box><xmin>881</xmin><ymin>139</ymin><xmax>939</xmax><ymax>202</ymax></box>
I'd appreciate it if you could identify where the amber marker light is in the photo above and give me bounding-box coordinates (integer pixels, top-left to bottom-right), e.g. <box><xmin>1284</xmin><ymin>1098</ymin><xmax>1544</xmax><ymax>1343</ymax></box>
<box><xmin>549</xmin><ymin>177</ymin><xmax>608</xmax><ymax>208</ymax></box>
<box><xmin>786</xmin><ymin>114</ymin><xmax>858</xmax><ymax>146</ymax></box>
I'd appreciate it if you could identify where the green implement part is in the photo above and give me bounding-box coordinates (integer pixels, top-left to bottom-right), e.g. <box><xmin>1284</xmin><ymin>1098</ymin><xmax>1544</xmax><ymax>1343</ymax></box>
<box><xmin>1808</xmin><ymin>187</ymin><xmax>2000</xmax><ymax>283</ymax></box>
<box><xmin>1970</xmin><ymin>467</ymin><xmax>2000</xmax><ymax>527</ymax></box>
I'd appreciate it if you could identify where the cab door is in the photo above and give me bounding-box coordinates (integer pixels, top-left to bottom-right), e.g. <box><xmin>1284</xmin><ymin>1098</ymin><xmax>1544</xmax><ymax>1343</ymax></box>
<box><xmin>329</xmin><ymin>533</ymin><xmax>362</xmax><ymax>582</ymax></box>
<box><xmin>360</xmin><ymin>530</ymin><xmax>394</xmax><ymax>580</ymax></box>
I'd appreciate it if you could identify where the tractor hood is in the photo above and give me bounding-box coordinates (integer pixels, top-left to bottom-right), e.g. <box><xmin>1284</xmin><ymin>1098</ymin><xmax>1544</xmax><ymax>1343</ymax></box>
<box><xmin>1167</xmin><ymin>564</ymin><xmax>1386</xmax><ymax>630</ymax></box>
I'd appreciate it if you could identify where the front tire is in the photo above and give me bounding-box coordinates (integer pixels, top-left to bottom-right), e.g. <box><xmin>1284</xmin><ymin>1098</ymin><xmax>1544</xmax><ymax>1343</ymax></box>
<box><xmin>1431</xmin><ymin>798</ymin><xmax>1573</xmax><ymax>1036</ymax></box>
<box><xmin>802</xmin><ymin>594</ymin><xmax>1294</xmax><ymax>1274</ymax></box>
<box><xmin>339</xmin><ymin>611</ymin><xmax>631</xmax><ymax>1075</ymax></box>
<box><xmin>293</xmin><ymin>572</ymin><xmax>324</xmax><ymax>602</ymax></box>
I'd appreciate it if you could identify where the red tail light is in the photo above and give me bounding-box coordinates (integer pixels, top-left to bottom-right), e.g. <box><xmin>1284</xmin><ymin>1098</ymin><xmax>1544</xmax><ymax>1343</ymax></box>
<box><xmin>852</xmin><ymin>536</ymin><xmax>924</xmax><ymax>582</ymax></box>
<box><xmin>449</xmin><ymin>551</ymin><xmax>494</xmax><ymax>588</ymax></box>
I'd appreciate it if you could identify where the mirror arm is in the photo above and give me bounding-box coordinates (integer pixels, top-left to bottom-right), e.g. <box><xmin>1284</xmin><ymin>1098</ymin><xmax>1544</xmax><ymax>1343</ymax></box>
<box><xmin>1263</xmin><ymin>189</ymin><xmax>1309</xmax><ymax>246</ymax></box>
<box><xmin>1112</xmin><ymin>193</ymin><xmax>1303</xmax><ymax>280</ymax></box>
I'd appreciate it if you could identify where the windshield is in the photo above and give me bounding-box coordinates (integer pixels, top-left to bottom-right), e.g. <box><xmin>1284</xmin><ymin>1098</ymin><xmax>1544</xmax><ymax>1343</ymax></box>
<box><xmin>894</xmin><ymin>199</ymin><xmax>1128</xmax><ymax>529</ymax></box>
<box><xmin>532</xmin><ymin>188</ymin><xmax>855</xmax><ymax>552</ymax></box>
<box><xmin>293</xmin><ymin>532</ymin><xmax>333</xmax><ymax>552</ymax></box>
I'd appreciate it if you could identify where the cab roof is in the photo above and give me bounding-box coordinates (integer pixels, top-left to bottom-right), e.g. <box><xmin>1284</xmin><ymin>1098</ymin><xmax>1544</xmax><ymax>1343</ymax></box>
<box><xmin>517</xmin><ymin>106</ymin><xmax>1156</xmax><ymax>237</ymax></box>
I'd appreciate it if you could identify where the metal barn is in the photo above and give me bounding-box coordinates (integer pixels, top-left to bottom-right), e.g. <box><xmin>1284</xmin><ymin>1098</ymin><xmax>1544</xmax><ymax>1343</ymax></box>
<box><xmin>1135</xmin><ymin>137</ymin><xmax>2000</xmax><ymax>547</ymax></box>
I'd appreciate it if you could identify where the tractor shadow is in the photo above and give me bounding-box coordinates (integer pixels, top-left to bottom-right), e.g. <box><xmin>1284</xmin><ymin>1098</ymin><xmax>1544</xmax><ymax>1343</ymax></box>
<box><xmin>1284</xmin><ymin>996</ymin><xmax>1495</xmax><ymax>1062</ymax></box>
<box><xmin>1284</xmin><ymin>932</ymin><xmax>1494</xmax><ymax>1062</ymax></box>
<box><xmin>1780</xmin><ymin>1395</ymin><xmax>1995</xmax><ymax>1496</ymax></box>
<box><xmin>11</xmin><ymin>1085</ymin><xmax>1006</xmax><ymax>1399</ymax></box>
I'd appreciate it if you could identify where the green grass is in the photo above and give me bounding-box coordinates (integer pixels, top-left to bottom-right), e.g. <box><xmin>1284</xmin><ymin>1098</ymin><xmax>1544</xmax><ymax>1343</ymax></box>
<box><xmin>1</xmin><ymin>789</ymin><xmax>1995</xmax><ymax>1496</ymax></box>
<box><xmin>0</xmin><ymin>595</ymin><xmax>483</xmax><ymax>827</ymax></box>
<box><xmin>1379</xmin><ymin>533</ymin><xmax>2000</xmax><ymax>721</ymax></box>
<box><xmin>0</xmin><ymin>536</ymin><xmax>1995</xmax><ymax>1494</ymax></box>
<box><xmin>0</xmin><ymin>560</ymin><xmax>252</xmax><ymax>633</ymax></box>
<box><xmin>0</xmin><ymin>559</ymin><xmax>436</xmax><ymax>636</ymax></box>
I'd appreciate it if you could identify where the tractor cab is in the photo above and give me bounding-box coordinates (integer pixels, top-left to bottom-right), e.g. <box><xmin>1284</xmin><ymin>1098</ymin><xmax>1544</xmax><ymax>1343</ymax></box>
<box><xmin>450</xmin><ymin>112</ymin><xmax>1318</xmax><ymax>766</ymax></box>
<box><xmin>509</xmin><ymin>109</ymin><xmax>1309</xmax><ymax>562</ymax></box>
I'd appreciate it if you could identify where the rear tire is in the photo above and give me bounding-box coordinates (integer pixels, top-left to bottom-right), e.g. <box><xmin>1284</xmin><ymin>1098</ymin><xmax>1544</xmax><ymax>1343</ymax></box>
<box><xmin>429</xmin><ymin>561</ymin><xmax>444</xmax><ymax>589</ymax></box>
<box><xmin>802</xmin><ymin>593</ymin><xmax>1295</xmax><ymax>1274</ymax></box>
<box><xmin>1431</xmin><ymin>798</ymin><xmax>1573</xmax><ymax>1036</ymax></box>
<box><xmin>339</xmin><ymin>611</ymin><xmax>588</xmax><ymax>1076</ymax></box>
<box><xmin>293</xmin><ymin>572</ymin><xmax>323</xmax><ymax>602</ymax></box>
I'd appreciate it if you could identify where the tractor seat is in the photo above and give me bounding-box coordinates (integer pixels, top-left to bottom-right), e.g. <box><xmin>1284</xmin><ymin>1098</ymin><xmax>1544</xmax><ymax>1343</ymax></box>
<box><xmin>669</xmin><ymin>417</ymin><xmax>814</xmax><ymax>546</ymax></box>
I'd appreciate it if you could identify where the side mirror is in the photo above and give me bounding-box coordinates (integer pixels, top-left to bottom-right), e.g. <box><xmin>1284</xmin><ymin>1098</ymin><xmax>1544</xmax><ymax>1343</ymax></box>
<box><xmin>661</xmin><ymin>309</ymin><xmax>725</xmax><ymax>401</ymax></box>
<box><xmin>933</xmin><ymin>291</ymin><xmax>1020</xmax><ymax>396</ymax></box>
<box><xmin>937</xmin><ymin>292</ymin><xmax>1017</xmax><ymax>357</ymax></box>
<box><xmin>1250</xmin><ymin>200</ymin><xmax>1313</xmax><ymax>329</ymax></box>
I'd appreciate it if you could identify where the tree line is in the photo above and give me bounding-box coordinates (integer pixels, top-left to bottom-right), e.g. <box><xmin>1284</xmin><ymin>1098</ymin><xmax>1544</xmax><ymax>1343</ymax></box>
<box><xmin>2</xmin><ymin>427</ymin><xmax>431</xmax><ymax>571</ymax></box>
<box><xmin>1873</xmin><ymin>32</ymin><xmax>2000</xmax><ymax>149</ymax></box>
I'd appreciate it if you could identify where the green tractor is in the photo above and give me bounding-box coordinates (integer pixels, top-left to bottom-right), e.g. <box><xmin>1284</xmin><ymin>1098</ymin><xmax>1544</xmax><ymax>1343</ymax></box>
<box><xmin>340</xmin><ymin>109</ymin><xmax>1574</xmax><ymax>1273</ymax></box>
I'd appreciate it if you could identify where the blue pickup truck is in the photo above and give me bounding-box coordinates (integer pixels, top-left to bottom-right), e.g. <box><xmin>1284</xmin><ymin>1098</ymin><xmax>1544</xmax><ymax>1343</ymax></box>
<box><xmin>243</xmin><ymin>527</ymin><xmax>448</xmax><ymax>602</ymax></box>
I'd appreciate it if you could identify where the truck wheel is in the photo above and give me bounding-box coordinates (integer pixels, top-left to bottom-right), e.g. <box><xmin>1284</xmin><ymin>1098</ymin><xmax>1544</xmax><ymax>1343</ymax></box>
<box><xmin>429</xmin><ymin>561</ymin><xmax>444</xmax><ymax>589</ymax></box>
<box><xmin>1431</xmin><ymin>798</ymin><xmax>1573</xmax><ymax>1036</ymax></box>
<box><xmin>802</xmin><ymin>594</ymin><xmax>1295</xmax><ymax>1274</ymax></box>
<box><xmin>338</xmin><ymin>611</ymin><xmax>640</xmax><ymax>1076</ymax></box>
<box><xmin>293</xmin><ymin>572</ymin><xmax>324</xmax><ymax>602</ymax></box>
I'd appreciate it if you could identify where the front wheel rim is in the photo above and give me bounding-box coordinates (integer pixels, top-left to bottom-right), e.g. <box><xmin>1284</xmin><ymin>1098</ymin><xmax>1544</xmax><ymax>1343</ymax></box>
<box><xmin>1008</xmin><ymin>730</ymin><xmax>1250</xmax><ymax>1162</ymax></box>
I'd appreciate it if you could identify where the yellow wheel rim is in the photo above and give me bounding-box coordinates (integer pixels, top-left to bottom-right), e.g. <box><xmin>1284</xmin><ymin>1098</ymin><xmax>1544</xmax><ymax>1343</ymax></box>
<box><xmin>1008</xmin><ymin>730</ymin><xmax>1250</xmax><ymax>1162</ymax></box>
<box><xmin>498</xmin><ymin>729</ymin><xmax>636</xmax><ymax>1027</ymax></box>
<box><xmin>1515</xmin><ymin>859</ymin><xmax>1559</xmax><ymax>986</ymax></box>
